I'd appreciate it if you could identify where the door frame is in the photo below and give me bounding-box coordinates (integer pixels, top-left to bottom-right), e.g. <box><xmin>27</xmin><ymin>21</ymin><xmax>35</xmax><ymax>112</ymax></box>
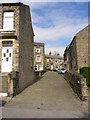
<box><xmin>1</xmin><ymin>41</ymin><xmax>13</xmax><ymax>73</ymax></box>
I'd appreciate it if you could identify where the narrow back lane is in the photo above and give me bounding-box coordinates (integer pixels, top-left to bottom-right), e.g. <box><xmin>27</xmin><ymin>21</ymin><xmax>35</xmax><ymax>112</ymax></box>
<box><xmin>2</xmin><ymin>71</ymin><xmax>88</xmax><ymax>118</ymax></box>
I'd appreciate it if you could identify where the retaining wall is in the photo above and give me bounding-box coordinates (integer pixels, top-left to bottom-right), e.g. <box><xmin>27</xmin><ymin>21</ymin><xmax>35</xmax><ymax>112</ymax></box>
<box><xmin>64</xmin><ymin>71</ymin><xmax>88</xmax><ymax>101</ymax></box>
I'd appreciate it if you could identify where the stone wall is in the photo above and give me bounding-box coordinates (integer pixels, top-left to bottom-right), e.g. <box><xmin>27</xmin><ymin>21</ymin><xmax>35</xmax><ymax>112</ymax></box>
<box><xmin>64</xmin><ymin>25</ymin><xmax>89</xmax><ymax>73</ymax></box>
<box><xmin>34</xmin><ymin>72</ymin><xmax>39</xmax><ymax>81</ymax></box>
<box><xmin>8</xmin><ymin>71</ymin><xmax>39</xmax><ymax>96</ymax></box>
<box><xmin>53</xmin><ymin>58</ymin><xmax>63</xmax><ymax>70</ymax></box>
<box><xmin>8</xmin><ymin>71</ymin><xmax>19</xmax><ymax>96</ymax></box>
<box><xmin>19</xmin><ymin>4</ymin><xmax>35</xmax><ymax>92</ymax></box>
<box><xmin>76</xmin><ymin>26</ymin><xmax>88</xmax><ymax>72</ymax></box>
<box><xmin>0</xmin><ymin>3</ymin><xmax>36</xmax><ymax>95</ymax></box>
<box><xmin>45</xmin><ymin>56</ymin><xmax>63</xmax><ymax>71</ymax></box>
<box><xmin>64</xmin><ymin>71</ymin><xmax>88</xmax><ymax>101</ymax></box>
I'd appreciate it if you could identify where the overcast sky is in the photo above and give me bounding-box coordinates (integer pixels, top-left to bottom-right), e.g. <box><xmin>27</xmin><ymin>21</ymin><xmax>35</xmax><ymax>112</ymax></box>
<box><xmin>0</xmin><ymin>0</ymin><xmax>89</xmax><ymax>56</ymax></box>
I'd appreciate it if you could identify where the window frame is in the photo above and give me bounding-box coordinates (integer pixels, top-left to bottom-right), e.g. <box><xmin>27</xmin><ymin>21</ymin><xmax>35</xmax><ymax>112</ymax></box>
<box><xmin>36</xmin><ymin>47</ymin><xmax>40</xmax><ymax>53</ymax></box>
<box><xmin>34</xmin><ymin>65</ymin><xmax>38</xmax><ymax>71</ymax></box>
<box><xmin>3</xmin><ymin>11</ymin><xmax>14</xmax><ymax>30</ymax></box>
<box><xmin>36</xmin><ymin>55</ymin><xmax>41</xmax><ymax>62</ymax></box>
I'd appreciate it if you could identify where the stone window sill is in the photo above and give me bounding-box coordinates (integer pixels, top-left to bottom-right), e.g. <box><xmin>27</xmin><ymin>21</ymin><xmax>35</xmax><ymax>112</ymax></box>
<box><xmin>0</xmin><ymin>29</ymin><xmax>15</xmax><ymax>32</ymax></box>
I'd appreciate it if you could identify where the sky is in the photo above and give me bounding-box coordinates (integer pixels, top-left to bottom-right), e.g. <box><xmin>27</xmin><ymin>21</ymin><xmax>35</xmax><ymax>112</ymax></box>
<box><xmin>0</xmin><ymin>0</ymin><xmax>89</xmax><ymax>56</ymax></box>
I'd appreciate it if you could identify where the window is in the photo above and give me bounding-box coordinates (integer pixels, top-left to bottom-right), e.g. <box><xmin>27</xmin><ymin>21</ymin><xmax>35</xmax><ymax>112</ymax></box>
<box><xmin>47</xmin><ymin>64</ymin><xmax>49</xmax><ymax>68</ymax></box>
<box><xmin>9</xmin><ymin>53</ymin><xmax>11</xmax><ymax>57</ymax></box>
<box><xmin>49</xmin><ymin>59</ymin><xmax>51</xmax><ymax>62</ymax></box>
<box><xmin>3</xmin><ymin>53</ymin><xmax>6</xmax><ymax>57</ymax></box>
<box><xmin>3</xmin><ymin>12</ymin><xmax>14</xmax><ymax>30</ymax></box>
<box><xmin>31</xmin><ymin>57</ymin><xmax>33</xmax><ymax>68</ymax></box>
<box><xmin>36</xmin><ymin>48</ymin><xmax>40</xmax><ymax>53</ymax></box>
<box><xmin>85</xmin><ymin>60</ymin><xmax>86</xmax><ymax>63</ymax></box>
<box><xmin>36</xmin><ymin>55</ymin><xmax>41</xmax><ymax>62</ymax></box>
<box><xmin>56</xmin><ymin>66</ymin><xmax>58</xmax><ymax>68</ymax></box>
<box><xmin>34</xmin><ymin>65</ymin><xmax>38</xmax><ymax>71</ymax></box>
<box><xmin>67</xmin><ymin>54</ymin><xmax>69</xmax><ymax>62</ymax></box>
<box><xmin>65</xmin><ymin>64</ymin><xmax>66</xmax><ymax>67</ymax></box>
<box><xmin>47</xmin><ymin>59</ymin><xmax>49</xmax><ymax>62</ymax></box>
<box><xmin>6</xmin><ymin>57</ymin><xmax>9</xmax><ymax>61</ymax></box>
<box><xmin>7</xmin><ymin>49</ymin><xmax>9</xmax><ymax>53</ymax></box>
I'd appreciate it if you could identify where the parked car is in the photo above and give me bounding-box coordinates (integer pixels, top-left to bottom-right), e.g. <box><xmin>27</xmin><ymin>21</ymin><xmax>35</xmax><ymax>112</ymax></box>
<box><xmin>57</xmin><ymin>68</ymin><xmax>66</xmax><ymax>74</ymax></box>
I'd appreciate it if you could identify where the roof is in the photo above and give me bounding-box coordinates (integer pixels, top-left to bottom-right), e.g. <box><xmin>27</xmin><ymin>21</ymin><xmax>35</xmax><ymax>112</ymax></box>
<box><xmin>68</xmin><ymin>24</ymin><xmax>89</xmax><ymax>50</ymax></box>
<box><xmin>45</xmin><ymin>54</ymin><xmax>63</xmax><ymax>59</ymax></box>
<box><xmin>64</xmin><ymin>24</ymin><xmax>90</xmax><ymax>56</ymax></box>
<box><xmin>0</xmin><ymin>2</ymin><xmax>23</xmax><ymax>6</ymax></box>
<box><xmin>34</xmin><ymin>42</ymin><xmax>44</xmax><ymax>47</ymax></box>
<box><xmin>75</xmin><ymin>24</ymin><xmax>89</xmax><ymax>37</ymax></box>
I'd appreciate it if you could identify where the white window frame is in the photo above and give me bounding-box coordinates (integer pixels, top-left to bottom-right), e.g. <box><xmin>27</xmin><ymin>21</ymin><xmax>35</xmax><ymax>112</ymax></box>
<box><xmin>3</xmin><ymin>12</ymin><xmax>14</xmax><ymax>30</ymax></box>
<box><xmin>47</xmin><ymin>64</ymin><xmax>49</xmax><ymax>68</ymax></box>
<box><xmin>36</xmin><ymin>47</ymin><xmax>40</xmax><ymax>53</ymax></box>
<box><xmin>47</xmin><ymin>59</ymin><xmax>49</xmax><ymax>62</ymax></box>
<box><xmin>34</xmin><ymin>65</ymin><xmax>38</xmax><ymax>71</ymax></box>
<box><xmin>36</xmin><ymin>55</ymin><xmax>41</xmax><ymax>62</ymax></box>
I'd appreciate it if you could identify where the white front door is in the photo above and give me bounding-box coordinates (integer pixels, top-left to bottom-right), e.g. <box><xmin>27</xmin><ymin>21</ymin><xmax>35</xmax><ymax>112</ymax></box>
<box><xmin>40</xmin><ymin>65</ymin><xmax>43</xmax><ymax>71</ymax></box>
<box><xmin>2</xmin><ymin>46</ymin><xmax>13</xmax><ymax>72</ymax></box>
<box><xmin>51</xmin><ymin>65</ymin><xmax>53</xmax><ymax>70</ymax></box>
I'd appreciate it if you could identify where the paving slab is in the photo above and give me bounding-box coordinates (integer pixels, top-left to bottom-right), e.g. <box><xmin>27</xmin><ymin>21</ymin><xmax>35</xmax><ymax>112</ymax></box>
<box><xmin>2</xmin><ymin>71</ymin><xmax>88</xmax><ymax>118</ymax></box>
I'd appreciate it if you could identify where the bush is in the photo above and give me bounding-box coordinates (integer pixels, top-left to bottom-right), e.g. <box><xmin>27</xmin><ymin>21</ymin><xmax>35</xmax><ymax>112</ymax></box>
<box><xmin>80</xmin><ymin>67</ymin><xmax>90</xmax><ymax>86</ymax></box>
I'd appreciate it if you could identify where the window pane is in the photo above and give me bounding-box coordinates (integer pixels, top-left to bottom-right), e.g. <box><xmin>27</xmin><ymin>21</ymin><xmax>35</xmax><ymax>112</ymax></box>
<box><xmin>7</xmin><ymin>49</ymin><xmax>9</xmax><ymax>53</ymax></box>
<box><xmin>9</xmin><ymin>53</ymin><xmax>11</xmax><ymax>57</ymax></box>
<box><xmin>36</xmin><ymin>56</ymin><xmax>41</xmax><ymax>62</ymax></box>
<box><xmin>6</xmin><ymin>57</ymin><xmax>9</xmax><ymax>61</ymax></box>
<box><xmin>3</xmin><ymin>12</ymin><xmax>14</xmax><ymax>30</ymax></box>
<box><xmin>36</xmin><ymin>48</ymin><xmax>40</xmax><ymax>53</ymax></box>
<box><xmin>3</xmin><ymin>53</ymin><xmax>6</xmax><ymax>57</ymax></box>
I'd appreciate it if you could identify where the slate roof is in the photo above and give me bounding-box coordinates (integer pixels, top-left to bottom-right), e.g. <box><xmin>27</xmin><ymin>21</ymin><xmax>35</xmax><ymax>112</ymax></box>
<box><xmin>34</xmin><ymin>42</ymin><xmax>44</xmax><ymax>47</ymax></box>
<box><xmin>0</xmin><ymin>2</ymin><xmax>23</xmax><ymax>6</ymax></box>
<box><xmin>45</xmin><ymin>54</ymin><xmax>63</xmax><ymax>59</ymax></box>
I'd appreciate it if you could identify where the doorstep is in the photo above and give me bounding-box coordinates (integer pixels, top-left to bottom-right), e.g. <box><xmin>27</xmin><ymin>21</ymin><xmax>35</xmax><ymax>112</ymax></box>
<box><xmin>0</xmin><ymin>96</ymin><xmax>12</xmax><ymax>107</ymax></box>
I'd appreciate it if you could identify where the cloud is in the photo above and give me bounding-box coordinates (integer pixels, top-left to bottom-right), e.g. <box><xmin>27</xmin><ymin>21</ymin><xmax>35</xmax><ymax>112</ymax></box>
<box><xmin>33</xmin><ymin>21</ymin><xmax>87</xmax><ymax>56</ymax></box>
<box><xmin>33</xmin><ymin>16</ymin><xmax>88</xmax><ymax>42</ymax></box>
<box><xmin>0</xmin><ymin>1</ymin><xmax>88</xmax><ymax>56</ymax></box>
<box><xmin>31</xmin><ymin>2</ymin><xmax>88</xmax><ymax>56</ymax></box>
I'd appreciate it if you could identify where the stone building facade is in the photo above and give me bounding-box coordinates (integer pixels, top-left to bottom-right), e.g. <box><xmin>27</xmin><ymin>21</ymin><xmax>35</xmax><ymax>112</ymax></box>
<box><xmin>64</xmin><ymin>25</ymin><xmax>89</xmax><ymax>72</ymax></box>
<box><xmin>34</xmin><ymin>42</ymin><xmax>45</xmax><ymax>72</ymax></box>
<box><xmin>0</xmin><ymin>3</ymin><xmax>35</xmax><ymax>96</ymax></box>
<box><xmin>45</xmin><ymin>53</ymin><xmax>63</xmax><ymax>71</ymax></box>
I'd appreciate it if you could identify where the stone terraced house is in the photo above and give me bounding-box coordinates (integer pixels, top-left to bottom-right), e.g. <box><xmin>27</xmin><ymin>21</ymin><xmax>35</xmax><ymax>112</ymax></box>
<box><xmin>0</xmin><ymin>2</ymin><xmax>36</xmax><ymax>96</ymax></box>
<box><xmin>64</xmin><ymin>25</ymin><xmax>89</xmax><ymax>72</ymax></box>
<box><xmin>45</xmin><ymin>52</ymin><xmax>63</xmax><ymax>71</ymax></box>
<box><xmin>34</xmin><ymin>42</ymin><xmax>45</xmax><ymax>72</ymax></box>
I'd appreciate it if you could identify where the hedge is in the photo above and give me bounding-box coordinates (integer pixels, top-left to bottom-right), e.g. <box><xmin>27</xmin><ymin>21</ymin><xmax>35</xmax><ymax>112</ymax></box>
<box><xmin>80</xmin><ymin>67</ymin><xmax>90</xmax><ymax>86</ymax></box>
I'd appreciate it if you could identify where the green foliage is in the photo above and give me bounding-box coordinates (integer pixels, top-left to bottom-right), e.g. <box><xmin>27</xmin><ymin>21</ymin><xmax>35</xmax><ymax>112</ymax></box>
<box><xmin>80</xmin><ymin>67</ymin><xmax>90</xmax><ymax>86</ymax></box>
